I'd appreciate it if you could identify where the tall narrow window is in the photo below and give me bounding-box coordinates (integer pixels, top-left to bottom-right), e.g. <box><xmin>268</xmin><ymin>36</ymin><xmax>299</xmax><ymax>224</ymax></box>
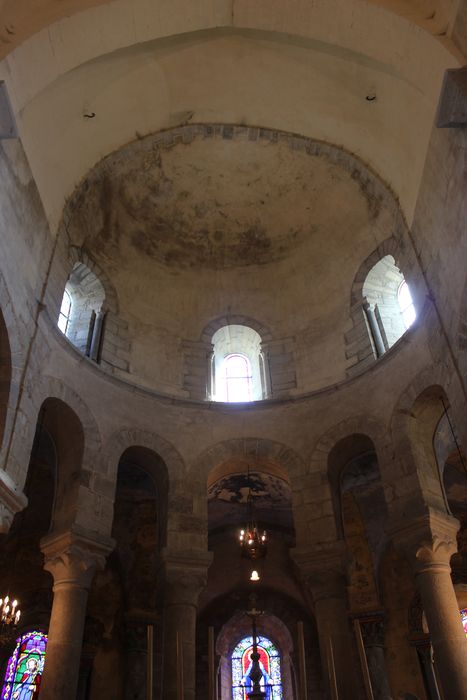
<box><xmin>231</xmin><ymin>635</ymin><xmax>282</xmax><ymax>700</ymax></box>
<box><xmin>1</xmin><ymin>631</ymin><xmax>47</xmax><ymax>700</ymax></box>
<box><xmin>225</xmin><ymin>354</ymin><xmax>253</xmax><ymax>402</ymax></box>
<box><xmin>57</xmin><ymin>289</ymin><xmax>72</xmax><ymax>334</ymax></box>
<box><xmin>398</xmin><ymin>280</ymin><xmax>416</xmax><ymax>329</ymax></box>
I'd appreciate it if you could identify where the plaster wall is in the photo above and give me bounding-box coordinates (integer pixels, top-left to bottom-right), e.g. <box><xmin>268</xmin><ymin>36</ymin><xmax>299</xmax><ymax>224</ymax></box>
<box><xmin>409</xmin><ymin>121</ymin><xmax>467</xmax><ymax>393</ymax></box>
<box><xmin>0</xmin><ymin>0</ymin><xmax>459</xmax><ymax>231</ymax></box>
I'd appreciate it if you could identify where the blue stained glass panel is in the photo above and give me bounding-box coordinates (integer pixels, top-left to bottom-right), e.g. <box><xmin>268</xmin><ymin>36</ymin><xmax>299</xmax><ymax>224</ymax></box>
<box><xmin>232</xmin><ymin>635</ymin><xmax>282</xmax><ymax>700</ymax></box>
<box><xmin>1</xmin><ymin>631</ymin><xmax>47</xmax><ymax>700</ymax></box>
<box><xmin>461</xmin><ymin>608</ymin><xmax>467</xmax><ymax>636</ymax></box>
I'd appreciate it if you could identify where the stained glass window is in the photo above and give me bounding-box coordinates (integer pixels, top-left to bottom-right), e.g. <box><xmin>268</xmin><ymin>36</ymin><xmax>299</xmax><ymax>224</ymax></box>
<box><xmin>461</xmin><ymin>609</ymin><xmax>467</xmax><ymax>636</ymax></box>
<box><xmin>1</xmin><ymin>631</ymin><xmax>47</xmax><ymax>700</ymax></box>
<box><xmin>232</xmin><ymin>635</ymin><xmax>282</xmax><ymax>700</ymax></box>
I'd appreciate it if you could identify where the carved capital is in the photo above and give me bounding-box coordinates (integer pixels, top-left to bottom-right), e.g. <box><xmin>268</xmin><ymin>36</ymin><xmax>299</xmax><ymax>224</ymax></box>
<box><xmin>161</xmin><ymin>548</ymin><xmax>212</xmax><ymax>606</ymax></box>
<box><xmin>0</xmin><ymin>468</ymin><xmax>27</xmax><ymax>533</ymax></box>
<box><xmin>389</xmin><ymin>509</ymin><xmax>459</xmax><ymax>575</ymax></box>
<box><xmin>292</xmin><ymin>541</ymin><xmax>349</xmax><ymax>601</ymax></box>
<box><xmin>41</xmin><ymin>528</ymin><xmax>114</xmax><ymax>590</ymax></box>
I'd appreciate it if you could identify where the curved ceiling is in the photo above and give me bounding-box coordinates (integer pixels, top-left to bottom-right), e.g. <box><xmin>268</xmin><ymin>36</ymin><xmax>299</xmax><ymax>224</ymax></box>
<box><xmin>0</xmin><ymin>0</ymin><xmax>460</xmax><ymax>60</ymax></box>
<box><xmin>60</xmin><ymin>125</ymin><xmax>404</xmax><ymax>396</ymax></box>
<box><xmin>0</xmin><ymin>0</ymin><xmax>459</xmax><ymax>232</ymax></box>
<box><xmin>66</xmin><ymin>126</ymin><xmax>386</xmax><ymax>270</ymax></box>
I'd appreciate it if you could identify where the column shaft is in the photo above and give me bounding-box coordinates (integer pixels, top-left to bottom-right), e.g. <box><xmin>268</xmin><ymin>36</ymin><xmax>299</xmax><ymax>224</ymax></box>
<box><xmin>40</xmin><ymin>582</ymin><xmax>89</xmax><ymax>699</ymax></box>
<box><xmin>314</xmin><ymin>593</ymin><xmax>359</xmax><ymax>700</ymax></box>
<box><xmin>163</xmin><ymin>600</ymin><xmax>197</xmax><ymax>700</ymax></box>
<box><xmin>390</xmin><ymin>510</ymin><xmax>467</xmax><ymax>700</ymax></box>
<box><xmin>417</xmin><ymin>564</ymin><xmax>467</xmax><ymax>699</ymax></box>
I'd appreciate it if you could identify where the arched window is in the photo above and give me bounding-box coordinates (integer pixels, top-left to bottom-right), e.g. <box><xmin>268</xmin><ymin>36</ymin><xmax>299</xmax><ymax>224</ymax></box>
<box><xmin>211</xmin><ymin>325</ymin><xmax>269</xmax><ymax>402</ymax></box>
<box><xmin>224</xmin><ymin>354</ymin><xmax>253</xmax><ymax>402</ymax></box>
<box><xmin>1</xmin><ymin>631</ymin><xmax>47</xmax><ymax>700</ymax></box>
<box><xmin>362</xmin><ymin>255</ymin><xmax>416</xmax><ymax>356</ymax></box>
<box><xmin>57</xmin><ymin>263</ymin><xmax>106</xmax><ymax>361</ymax></box>
<box><xmin>231</xmin><ymin>635</ymin><xmax>282</xmax><ymax>699</ymax></box>
<box><xmin>398</xmin><ymin>280</ymin><xmax>416</xmax><ymax>329</ymax></box>
<box><xmin>57</xmin><ymin>289</ymin><xmax>72</xmax><ymax>334</ymax></box>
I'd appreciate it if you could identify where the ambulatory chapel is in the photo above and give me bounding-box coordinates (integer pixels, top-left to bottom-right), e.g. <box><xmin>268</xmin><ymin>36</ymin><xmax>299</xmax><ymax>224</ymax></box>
<box><xmin>0</xmin><ymin>1</ymin><xmax>467</xmax><ymax>699</ymax></box>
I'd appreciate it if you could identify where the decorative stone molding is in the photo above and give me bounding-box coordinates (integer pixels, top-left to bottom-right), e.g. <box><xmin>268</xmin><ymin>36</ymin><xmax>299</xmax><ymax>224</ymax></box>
<box><xmin>0</xmin><ymin>467</ymin><xmax>27</xmax><ymax>532</ymax></box>
<box><xmin>41</xmin><ymin>528</ymin><xmax>114</xmax><ymax>589</ymax></box>
<box><xmin>389</xmin><ymin>509</ymin><xmax>460</xmax><ymax>575</ymax></box>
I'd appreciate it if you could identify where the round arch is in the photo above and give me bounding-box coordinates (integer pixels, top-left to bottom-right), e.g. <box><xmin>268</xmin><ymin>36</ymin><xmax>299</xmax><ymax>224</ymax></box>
<box><xmin>104</xmin><ymin>427</ymin><xmax>187</xmax><ymax>548</ymax></box>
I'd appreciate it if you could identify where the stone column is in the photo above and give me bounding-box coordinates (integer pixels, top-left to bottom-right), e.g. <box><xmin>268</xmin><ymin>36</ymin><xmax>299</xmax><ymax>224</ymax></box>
<box><xmin>363</xmin><ymin>300</ymin><xmax>385</xmax><ymax>357</ymax></box>
<box><xmin>76</xmin><ymin>617</ymin><xmax>104</xmax><ymax>700</ymax></box>
<box><xmin>293</xmin><ymin>544</ymin><xmax>360</xmax><ymax>700</ymax></box>
<box><xmin>358</xmin><ymin>615</ymin><xmax>392</xmax><ymax>700</ymax></box>
<box><xmin>123</xmin><ymin>614</ymin><xmax>158</xmax><ymax>700</ymax></box>
<box><xmin>390</xmin><ymin>509</ymin><xmax>467</xmax><ymax>700</ymax></box>
<box><xmin>161</xmin><ymin>552</ymin><xmax>211</xmax><ymax>700</ymax></box>
<box><xmin>39</xmin><ymin>530</ymin><xmax>113</xmax><ymax>700</ymax></box>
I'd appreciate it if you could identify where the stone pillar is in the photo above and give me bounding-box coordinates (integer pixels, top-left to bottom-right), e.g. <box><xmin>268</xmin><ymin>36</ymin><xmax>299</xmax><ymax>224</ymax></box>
<box><xmin>89</xmin><ymin>309</ymin><xmax>106</xmax><ymax>362</ymax></box>
<box><xmin>123</xmin><ymin>614</ymin><xmax>157</xmax><ymax>700</ymax></box>
<box><xmin>358</xmin><ymin>615</ymin><xmax>392</xmax><ymax>700</ymax></box>
<box><xmin>363</xmin><ymin>300</ymin><xmax>385</xmax><ymax>357</ymax></box>
<box><xmin>293</xmin><ymin>544</ymin><xmax>360</xmax><ymax>700</ymax></box>
<box><xmin>161</xmin><ymin>552</ymin><xmax>211</xmax><ymax>700</ymax></box>
<box><xmin>390</xmin><ymin>509</ymin><xmax>467</xmax><ymax>700</ymax></box>
<box><xmin>39</xmin><ymin>530</ymin><xmax>113</xmax><ymax>700</ymax></box>
<box><xmin>76</xmin><ymin>617</ymin><xmax>104</xmax><ymax>700</ymax></box>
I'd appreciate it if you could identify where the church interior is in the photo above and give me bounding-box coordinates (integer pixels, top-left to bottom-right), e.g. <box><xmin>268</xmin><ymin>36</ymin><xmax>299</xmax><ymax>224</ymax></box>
<box><xmin>0</xmin><ymin>1</ymin><xmax>466</xmax><ymax>699</ymax></box>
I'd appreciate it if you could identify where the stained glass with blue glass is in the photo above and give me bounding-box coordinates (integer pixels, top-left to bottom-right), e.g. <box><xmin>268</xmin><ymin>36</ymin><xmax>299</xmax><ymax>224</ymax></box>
<box><xmin>1</xmin><ymin>631</ymin><xmax>47</xmax><ymax>700</ymax></box>
<box><xmin>232</xmin><ymin>635</ymin><xmax>282</xmax><ymax>700</ymax></box>
<box><xmin>461</xmin><ymin>609</ymin><xmax>467</xmax><ymax>636</ymax></box>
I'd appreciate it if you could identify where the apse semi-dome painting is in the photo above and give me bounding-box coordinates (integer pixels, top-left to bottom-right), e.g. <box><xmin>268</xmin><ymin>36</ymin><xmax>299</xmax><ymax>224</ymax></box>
<box><xmin>208</xmin><ymin>471</ymin><xmax>294</xmax><ymax>534</ymax></box>
<box><xmin>66</xmin><ymin>125</ymin><xmax>386</xmax><ymax>271</ymax></box>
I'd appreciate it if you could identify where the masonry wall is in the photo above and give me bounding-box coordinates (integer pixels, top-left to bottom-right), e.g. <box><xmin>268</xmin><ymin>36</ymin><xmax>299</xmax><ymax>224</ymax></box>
<box><xmin>409</xmin><ymin>121</ymin><xmax>467</xmax><ymax>393</ymax></box>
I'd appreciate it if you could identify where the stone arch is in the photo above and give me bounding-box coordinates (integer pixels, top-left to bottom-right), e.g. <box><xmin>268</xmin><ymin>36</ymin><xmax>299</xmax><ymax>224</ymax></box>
<box><xmin>104</xmin><ymin>428</ymin><xmax>185</xmax><ymax>483</ymax></box>
<box><xmin>189</xmin><ymin>437</ymin><xmax>306</xmax><ymax>555</ymax></box>
<box><xmin>190</xmin><ymin>437</ymin><xmax>307</xmax><ymax>490</ymax></box>
<box><xmin>34</xmin><ymin>375</ymin><xmax>103</xmax><ymax>471</ymax></box>
<box><xmin>308</xmin><ymin>415</ymin><xmax>390</xmax><ymax>544</ymax></box>
<box><xmin>6</xmin><ymin>374</ymin><xmax>103</xmax><ymax>501</ymax></box>
<box><xmin>200</xmin><ymin>315</ymin><xmax>274</xmax><ymax>344</ymax></box>
<box><xmin>51</xmin><ymin>244</ymin><xmax>130</xmax><ymax>374</ymax></box>
<box><xmin>389</xmin><ymin>365</ymin><xmax>460</xmax><ymax>518</ymax></box>
<box><xmin>37</xmin><ymin>396</ymin><xmax>85</xmax><ymax>532</ymax></box>
<box><xmin>184</xmin><ymin>312</ymin><xmax>298</xmax><ymax>400</ymax></box>
<box><xmin>68</xmin><ymin>246</ymin><xmax>118</xmax><ymax>315</ymax></box>
<box><xmin>345</xmin><ymin>233</ymin><xmax>418</xmax><ymax>378</ymax></box>
<box><xmin>104</xmin><ymin>428</ymin><xmax>186</xmax><ymax>548</ymax></box>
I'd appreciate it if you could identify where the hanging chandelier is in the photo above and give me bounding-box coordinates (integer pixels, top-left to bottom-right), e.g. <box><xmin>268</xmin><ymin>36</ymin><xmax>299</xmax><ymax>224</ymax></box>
<box><xmin>239</xmin><ymin>472</ymin><xmax>267</xmax><ymax>561</ymax></box>
<box><xmin>0</xmin><ymin>595</ymin><xmax>21</xmax><ymax>648</ymax></box>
